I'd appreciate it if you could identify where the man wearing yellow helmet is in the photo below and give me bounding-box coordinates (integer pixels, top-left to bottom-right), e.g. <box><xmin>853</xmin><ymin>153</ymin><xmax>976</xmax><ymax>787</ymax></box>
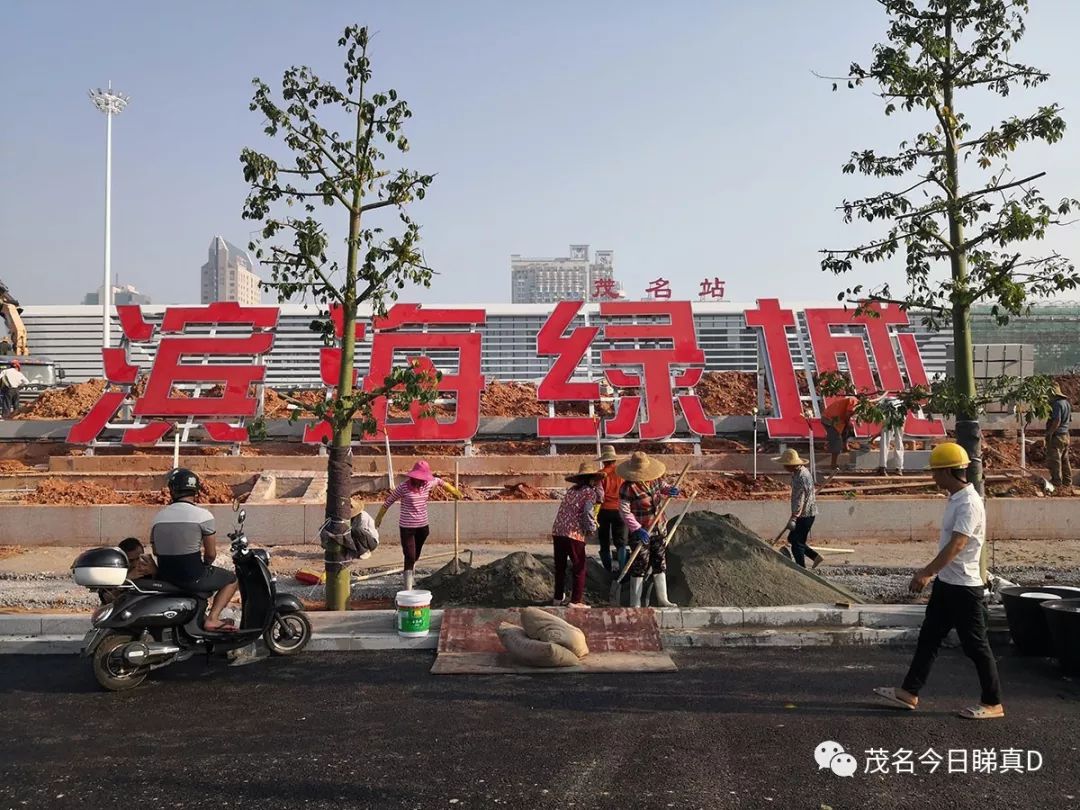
<box><xmin>874</xmin><ymin>442</ymin><xmax>1004</xmax><ymax>720</ymax></box>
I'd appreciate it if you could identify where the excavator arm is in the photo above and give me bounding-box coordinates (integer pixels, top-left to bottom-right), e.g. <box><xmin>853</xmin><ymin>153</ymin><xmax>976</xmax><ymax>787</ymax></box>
<box><xmin>0</xmin><ymin>278</ymin><xmax>27</xmax><ymax>356</ymax></box>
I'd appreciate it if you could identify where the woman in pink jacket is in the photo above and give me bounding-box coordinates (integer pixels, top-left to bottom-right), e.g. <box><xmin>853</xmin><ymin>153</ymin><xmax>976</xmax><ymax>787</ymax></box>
<box><xmin>375</xmin><ymin>460</ymin><xmax>461</xmax><ymax>591</ymax></box>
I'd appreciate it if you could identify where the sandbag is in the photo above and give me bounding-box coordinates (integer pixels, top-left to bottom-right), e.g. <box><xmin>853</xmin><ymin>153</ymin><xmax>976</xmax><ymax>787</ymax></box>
<box><xmin>496</xmin><ymin>622</ymin><xmax>579</xmax><ymax>668</ymax></box>
<box><xmin>520</xmin><ymin>606</ymin><xmax>589</xmax><ymax>658</ymax></box>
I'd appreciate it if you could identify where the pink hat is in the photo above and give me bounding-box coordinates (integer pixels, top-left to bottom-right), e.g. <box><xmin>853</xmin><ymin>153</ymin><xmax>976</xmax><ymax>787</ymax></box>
<box><xmin>406</xmin><ymin>460</ymin><xmax>434</xmax><ymax>482</ymax></box>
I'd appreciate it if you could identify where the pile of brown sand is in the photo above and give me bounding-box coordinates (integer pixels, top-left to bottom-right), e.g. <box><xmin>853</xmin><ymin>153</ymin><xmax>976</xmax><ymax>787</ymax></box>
<box><xmin>695</xmin><ymin>371</ymin><xmax>759</xmax><ymax>415</ymax></box>
<box><xmin>420</xmin><ymin>551</ymin><xmax>610</xmax><ymax>607</ymax></box>
<box><xmin>492</xmin><ymin>482</ymin><xmax>552</xmax><ymax>501</ymax></box>
<box><xmin>22</xmin><ymin>478</ymin><xmax>242</xmax><ymax>506</ymax></box>
<box><xmin>480</xmin><ymin>382</ymin><xmax>548</xmax><ymax>417</ymax></box>
<box><xmin>665</xmin><ymin>511</ymin><xmax>859</xmax><ymax>607</ymax></box>
<box><xmin>14</xmin><ymin>379</ymin><xmax>108</xmax><ymax>419</ymax></box>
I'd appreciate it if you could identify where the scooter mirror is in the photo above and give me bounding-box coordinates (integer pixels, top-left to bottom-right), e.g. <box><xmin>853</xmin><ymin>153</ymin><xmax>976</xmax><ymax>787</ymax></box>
<box><xmin>238</xmin><ymin>510</ymin><xmax>247</xmax><ymax>524</ymax></box>
<box><xmin>232</xmin><ymin>499</ymin><xmax>240</xmax><ymax>513</ymax></box>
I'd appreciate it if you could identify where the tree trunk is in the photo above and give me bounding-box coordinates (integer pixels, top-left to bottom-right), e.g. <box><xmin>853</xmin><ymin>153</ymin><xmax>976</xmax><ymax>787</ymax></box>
<box><xmin>324</xmin><ymin>213</ymin><xmax>363</xmax><ymax>610</ymax></box>
<box><xmin>942</xmin><ymin>13</ymin><xmax>983</xmax><ymax>498</ymax></box>
<box><xmin>324</xmin><ymin>444</ymin><xmax>352</xmax><ymax>610</ymax></box>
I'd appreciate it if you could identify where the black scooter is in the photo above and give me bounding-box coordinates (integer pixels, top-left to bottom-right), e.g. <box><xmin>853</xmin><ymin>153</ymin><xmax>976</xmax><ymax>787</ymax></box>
<box><xmin>75</xmin><ymin>507</ymin><xmax>311</xmax><ymax>691</ymax></box>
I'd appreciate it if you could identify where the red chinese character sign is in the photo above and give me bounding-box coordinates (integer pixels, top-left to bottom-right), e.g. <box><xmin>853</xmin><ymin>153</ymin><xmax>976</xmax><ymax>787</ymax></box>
<box><xmin>303</xmin><ymin>304</ymin><xmax>485</xmax><ymax>444</ymax></box>
<box><xmin>68</xmin><ymin>303</ymin><xmax>279</xmax><ymax>445</ymax></box>
<box><xmin>536</xmin><ymin>301</ymin><xmax>715</xmax><ymax>441</ymax></box>
<box><xmin>698</xmin><ymin>277</ymin><xmax>726</xmax><ymax>300</ymax></box>
<box><xmin>644</xmin><ymin>278</ymin><xmax>672</xmax><ymax>300</ymax></box>
<box><xmin>745</xmin><ymin>298</ymin><xmax>944</xmax><ymax>440</ymax></box>
<box><xmin>592</xmin><ymin>278</ymin><xmax>620</xmax><ymax>300</ymax></box>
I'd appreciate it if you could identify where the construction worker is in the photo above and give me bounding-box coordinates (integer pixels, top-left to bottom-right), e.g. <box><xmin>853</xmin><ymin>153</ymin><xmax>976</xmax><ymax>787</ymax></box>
<box><xmin>1046</xmin><ymin>383</ymin><xmax>1072</xmax><ymax>491</ymax></box>
<box><xmin>775</xmin><ymin>448</ymin><xmax>823</xmax><ymax>569</ymax></box>
<box><xmin>375</xmin><ymin>460</ymin><xmax>463</xmax><ymax>591</ymax></box>
<box><xmin>0</xmin><ymin>360</ymin><xmax>28</xmax><ymax>418</ymax></box>
<box><xmin>596</xmin><ymin>445</ymin><xmax>627</xmax><ymax>574</ymax></box>
<box><xmin>821</xmin><ymin>395</ymin><xmax>858</xmax><ymax>470</ymax></box>
<box><xmin>875</xmin><ymin>395</ymin><xmax>906</xmax><ymax>476</ymax></box>
<box><xmin>874</xmin><ymin>442</ymin><xmax>1003</xmax><ymax>720</ymax></box>
<box><xmin>551</xmin><ymin>461</ymin><xmax>604</xmax><ymax>607</ymax></box>
<box><xmin>617</xmin><ymin>451</ymin><xmax>680</xmax><ymax>608</ymax></box>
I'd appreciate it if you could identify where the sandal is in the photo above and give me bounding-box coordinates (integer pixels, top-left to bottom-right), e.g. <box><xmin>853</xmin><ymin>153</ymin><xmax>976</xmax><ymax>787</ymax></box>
<box><xmin>204</xmin><ymin>619</ymin><xmax>237</xmax><ymax>632</ymax></box>
<box><xmin>958</xmin><ymin>704</ymin><xmax>1004</xmax><ymax>720</ymax></box>
<box><xmin>873</xmin><ymin>687</ymin><xmax>917</xmax><ymax>710</ymax></box>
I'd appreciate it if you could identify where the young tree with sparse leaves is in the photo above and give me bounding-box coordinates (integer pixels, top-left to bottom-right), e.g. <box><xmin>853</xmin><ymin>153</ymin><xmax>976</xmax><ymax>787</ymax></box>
<box><xmin>241</xmin><ymin>25</ymin><xmax>439</xmax><ymax>609</ymax></box>
<box><xmin>820</xmin><ymin>0</ymin><xmax>1080</xmax><ymax>492</ymax></box>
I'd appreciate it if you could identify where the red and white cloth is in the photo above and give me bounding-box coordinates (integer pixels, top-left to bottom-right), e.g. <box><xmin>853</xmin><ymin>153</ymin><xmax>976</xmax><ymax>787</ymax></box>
<box><xmin>383</xmin><ymin>478</ymin><xmax>444</xmax><ymax>528</ymax></box>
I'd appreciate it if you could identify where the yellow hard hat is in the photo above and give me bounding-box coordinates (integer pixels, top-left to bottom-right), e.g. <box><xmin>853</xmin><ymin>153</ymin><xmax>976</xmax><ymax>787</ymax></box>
<box><xmin>928</xmin><ymin>442</ymin><xmax>970</xmax><ymax>470</ymax></box>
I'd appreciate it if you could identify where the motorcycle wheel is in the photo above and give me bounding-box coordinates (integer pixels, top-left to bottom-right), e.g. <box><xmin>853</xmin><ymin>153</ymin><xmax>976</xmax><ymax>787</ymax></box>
<box><xmin>92</xmin><ymin>634</ymin><xmax>149</xmax><ymax>691</ymax></box>
<box><xmin>264</xmin><ymin>611</ymin><xmax>312</xmax><ymax>656</ymax></box>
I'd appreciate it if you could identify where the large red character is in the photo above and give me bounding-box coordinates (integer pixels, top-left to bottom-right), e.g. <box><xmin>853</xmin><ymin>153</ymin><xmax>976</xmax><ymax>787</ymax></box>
<box><xmin>803</xmin><ymin>303</ymin><xmax>944</xmax><ymax>437</ymax></box>
<box><xmin>535</xmin><ymin>301</ymin><xmax>601</xmax><ymax>438</ymax></box>
<box><xmin>303</xmin><ymin>304</ymin><xmax>485</xmax><ymax>444</ymax></box>
<box><xmin>68</xmin><ymin>303</ymin><xmax>279</xmax><ymax>445</ymax></box>
<box><xmin>599</xmin><ymin>301</ymin><xmax>715</xmax><ymax>440</ymax></box>
<box><xmin>745</xmin><ymin>299</ymin><xmax>944</xmax><ymax>439</ymax></box>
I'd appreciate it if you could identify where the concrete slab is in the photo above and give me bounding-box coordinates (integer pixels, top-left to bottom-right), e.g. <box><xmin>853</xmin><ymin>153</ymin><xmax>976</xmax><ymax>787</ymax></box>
<box><xmin>307</xmin><ymin>633</ymin><xmax>437</xmax><ymax>652</ymax></box>
<box><xmin>0</xmin><ymin>616</ymin><xmax>43</xmax><ymax>635</ymax></box>
<box><xmin>0</xmin><ymin>635</ymin><xmax>83</xmax><ymax>654</ymax></box>
<box><xmin>740</xmin><ymin>605</ymin><xmax>862</xmax><ymax>627</ymax></box>
<box><xmin>674</xmin><ymin>607</ymin><xmax>746</xmax><ymax>629</ymax></box>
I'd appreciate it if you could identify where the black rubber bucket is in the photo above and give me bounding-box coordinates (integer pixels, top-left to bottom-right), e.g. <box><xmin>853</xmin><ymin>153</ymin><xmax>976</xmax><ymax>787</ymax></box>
<box><xmin>1043</xmin><ymin>599</ymin><xmax>1080</xmax><ymax>675</ymax></box>
<box><xmin>1000</xmin><ymin>586</ymin><xmax>1080</xmax><ymax>656</ymax></box>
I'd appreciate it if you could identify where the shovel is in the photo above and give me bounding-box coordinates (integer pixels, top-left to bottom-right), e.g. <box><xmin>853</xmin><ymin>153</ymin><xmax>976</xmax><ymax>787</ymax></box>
<box><xmin>610</xmin><ymin>460</ymin><xmax>693</xmax><ymax>605</ymax></box>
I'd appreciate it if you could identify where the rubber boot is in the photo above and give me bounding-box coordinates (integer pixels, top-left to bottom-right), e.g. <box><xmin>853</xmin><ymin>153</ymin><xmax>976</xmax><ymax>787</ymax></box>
<box><xmin>629</xmin><ymin>577</ymin><xmax>645</xmax><ymax>608</ymax></box>
<box><xmin>652</xmin><ymin>573</ymin><xmax>676</xmax><ymax>607</ymax></box>
<box><xmin>617</xmin><ymin>546</ymin><xmax>629</xmax><ymax>573</ymax></box>
<box><xmin>403</xmin><ymin>570</ymin><xmax>414</xmax><ymax>591</ymax></box>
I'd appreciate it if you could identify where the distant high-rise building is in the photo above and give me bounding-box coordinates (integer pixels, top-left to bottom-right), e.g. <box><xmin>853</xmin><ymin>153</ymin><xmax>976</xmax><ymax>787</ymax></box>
<box><xmin>82</xmin><ymin>283</ymin><xmax>151</xmax><ymax>306</ymax></box>
<box><xmin>510</xmin><ymin>244</ymin><xmax>622</xmax><ymax>304</ymax></box>
<box><xmin>201</xmin><ymin>236</ymin><xmax>262</xmax><ymax>305</ymax></box>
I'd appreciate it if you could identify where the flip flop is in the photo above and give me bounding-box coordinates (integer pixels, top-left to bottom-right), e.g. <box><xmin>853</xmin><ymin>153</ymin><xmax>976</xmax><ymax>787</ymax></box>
<box><xmin>873</xmin><ymin>687</ymin><xmax>917</xmax><ymax>710</ymax></box>
<box><xmin>204</xmin><ymin>619</ymin><xmax>237</xmax><ymax>632</ymax></box>
<box><xmin>958</xmin><ymin>705</ymin><xmax>1005</xmax><ymax>720</ymax></box>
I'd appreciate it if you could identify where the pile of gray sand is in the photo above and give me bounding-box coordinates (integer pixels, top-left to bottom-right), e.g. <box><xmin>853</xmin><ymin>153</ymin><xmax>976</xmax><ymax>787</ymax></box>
<box><xmin>665</xmin><ymin>512</ymin><xmax>860</xmax><ymax>607</ymax></box>
<box><xmin>420</xmin><ymin>551</ymin><xmax>611</xmax><ymax>607</ymax></box>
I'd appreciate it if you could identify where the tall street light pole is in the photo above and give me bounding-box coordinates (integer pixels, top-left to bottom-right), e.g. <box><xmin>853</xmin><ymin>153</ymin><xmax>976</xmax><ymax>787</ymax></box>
<box><xmin>88</xmin><ymin>82</ymin><xmax>130</xmax><ymax>350</ymax></box>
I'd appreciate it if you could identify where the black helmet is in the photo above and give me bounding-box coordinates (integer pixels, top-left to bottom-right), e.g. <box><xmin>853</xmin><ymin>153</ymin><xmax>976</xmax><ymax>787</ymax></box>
<box><xmin>167</xmin><ymin>468</ymin><xmax>200</xmax><ymax>501</ymax></box>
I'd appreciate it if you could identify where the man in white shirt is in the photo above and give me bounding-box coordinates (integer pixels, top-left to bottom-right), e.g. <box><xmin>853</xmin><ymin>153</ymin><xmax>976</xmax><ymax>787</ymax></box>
<box><xmin>0</xmin><ymin>360</ymin><xmax>28</xmax><ymax>418</ymax></box>
<box><xmin>874</xmin><ymin>442</ymin><xmax>1004</xmax><ymax>720</ymax></box>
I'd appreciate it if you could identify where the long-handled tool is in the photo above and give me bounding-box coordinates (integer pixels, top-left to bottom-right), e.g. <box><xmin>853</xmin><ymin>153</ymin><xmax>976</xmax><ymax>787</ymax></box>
<box><xmin>643</xmin><ymin>490</ymin><xmax>698</xmax><ymax>606</ymax></box>
<box><xmin>610</xmin><ymin>460</ymin><xmax>693</xmax><ymax>605</ymax></box>
<box><xmin>771</xmin><ymin>465</ymin><xmax>841</xmax><ymax>552</ymax></box>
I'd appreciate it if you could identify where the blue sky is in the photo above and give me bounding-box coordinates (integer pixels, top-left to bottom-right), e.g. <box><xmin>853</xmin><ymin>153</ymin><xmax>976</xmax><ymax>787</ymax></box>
<box><xmin>3</xmin><ymin>0</ymin><xmax>1080</xmax><ymax>306</ymax></box>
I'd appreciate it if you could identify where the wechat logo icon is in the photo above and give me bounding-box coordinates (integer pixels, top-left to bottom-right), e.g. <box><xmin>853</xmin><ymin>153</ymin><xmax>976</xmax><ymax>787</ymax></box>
<box><xmin>815</xmin><ymin>741</ymin><xmax>858</xmax><ymax>777</ymax></box>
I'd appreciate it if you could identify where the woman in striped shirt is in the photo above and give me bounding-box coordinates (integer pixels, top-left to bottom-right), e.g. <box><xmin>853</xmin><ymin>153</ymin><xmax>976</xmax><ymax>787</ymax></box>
<box><xmin>375</xmin><ymin>460</ymin><xmax>462</xmax><ymax>591</ymax></box>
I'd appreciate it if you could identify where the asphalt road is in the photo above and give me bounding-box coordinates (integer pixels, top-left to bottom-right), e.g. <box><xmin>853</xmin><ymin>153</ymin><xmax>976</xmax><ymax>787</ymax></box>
<box><xmin>1</xmin><ymin>648</ymin><xmax>1078</xmax><ymax>809</ymax></box>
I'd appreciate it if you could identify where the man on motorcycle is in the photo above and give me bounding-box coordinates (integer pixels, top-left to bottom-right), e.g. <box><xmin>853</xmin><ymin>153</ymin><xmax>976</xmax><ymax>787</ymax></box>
<box><xmin>150</xmin><ymin>468</ymin><xmax>239</xmax><ymax>632</ymax></box>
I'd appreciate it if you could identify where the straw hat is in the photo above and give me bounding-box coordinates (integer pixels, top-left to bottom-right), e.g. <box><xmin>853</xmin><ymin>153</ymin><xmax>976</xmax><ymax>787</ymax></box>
<box><xmin>350</xmin><ymin>496</ymin><xmax>365</xmax><ymax>517</ymax></box>
<box><xmin>1051</xmin><ymin>382</ymin><xmax>1066</xmax><ymax>398</ymax></box>
<box><xmin>566</xmin><ymin>460</ymin><xmax>604</xmax><ymax>484</ymax></box>
<box><xmin>597</xmin><ymin>445</ymin><xmax>618</xmax><ymax>463</ymax></box>
<box><xmin>616</xmin><ymin>451</ymin><xmax>667</xmax><ymax>483</ymax></box>
<box><xmin>773</xmin><ymin>448</ymin><xmax>809</xmax><ymax>467</ymax></box>
<box><xmin>405</xmin><ymin>460</ymin><xmax>435</xmax><ymax>482</ymax></box>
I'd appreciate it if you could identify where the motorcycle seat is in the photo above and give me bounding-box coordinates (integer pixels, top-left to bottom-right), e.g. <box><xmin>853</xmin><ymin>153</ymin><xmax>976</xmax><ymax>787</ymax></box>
<box><xmin>137</xmin><ymin>579</ymin><xmax>212</xmax><ymax>598</ymax></box>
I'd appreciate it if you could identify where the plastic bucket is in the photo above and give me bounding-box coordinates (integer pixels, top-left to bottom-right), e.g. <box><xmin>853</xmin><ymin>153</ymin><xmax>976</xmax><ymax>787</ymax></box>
<box><xmin>1000</xmin><ymin>586</ymin><xmax>1080</xmax><ymax>655</ymax></box>
<box><xmin>1042</xmin><ymin>599</ymin><xmax>1080</xmax><ymax>675</ymax></box>
<box><xmin>396</xmin><ymin>589</ymin><xmax>432</xmax><ymax>638</ymax></box>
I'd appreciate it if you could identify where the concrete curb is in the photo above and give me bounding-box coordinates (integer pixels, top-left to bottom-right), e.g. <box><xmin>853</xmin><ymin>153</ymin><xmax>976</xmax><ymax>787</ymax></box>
<box><xmin>0</xmin><ymin>604</ymin><xmax>949</xmax><ymax>654</ymax></box>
